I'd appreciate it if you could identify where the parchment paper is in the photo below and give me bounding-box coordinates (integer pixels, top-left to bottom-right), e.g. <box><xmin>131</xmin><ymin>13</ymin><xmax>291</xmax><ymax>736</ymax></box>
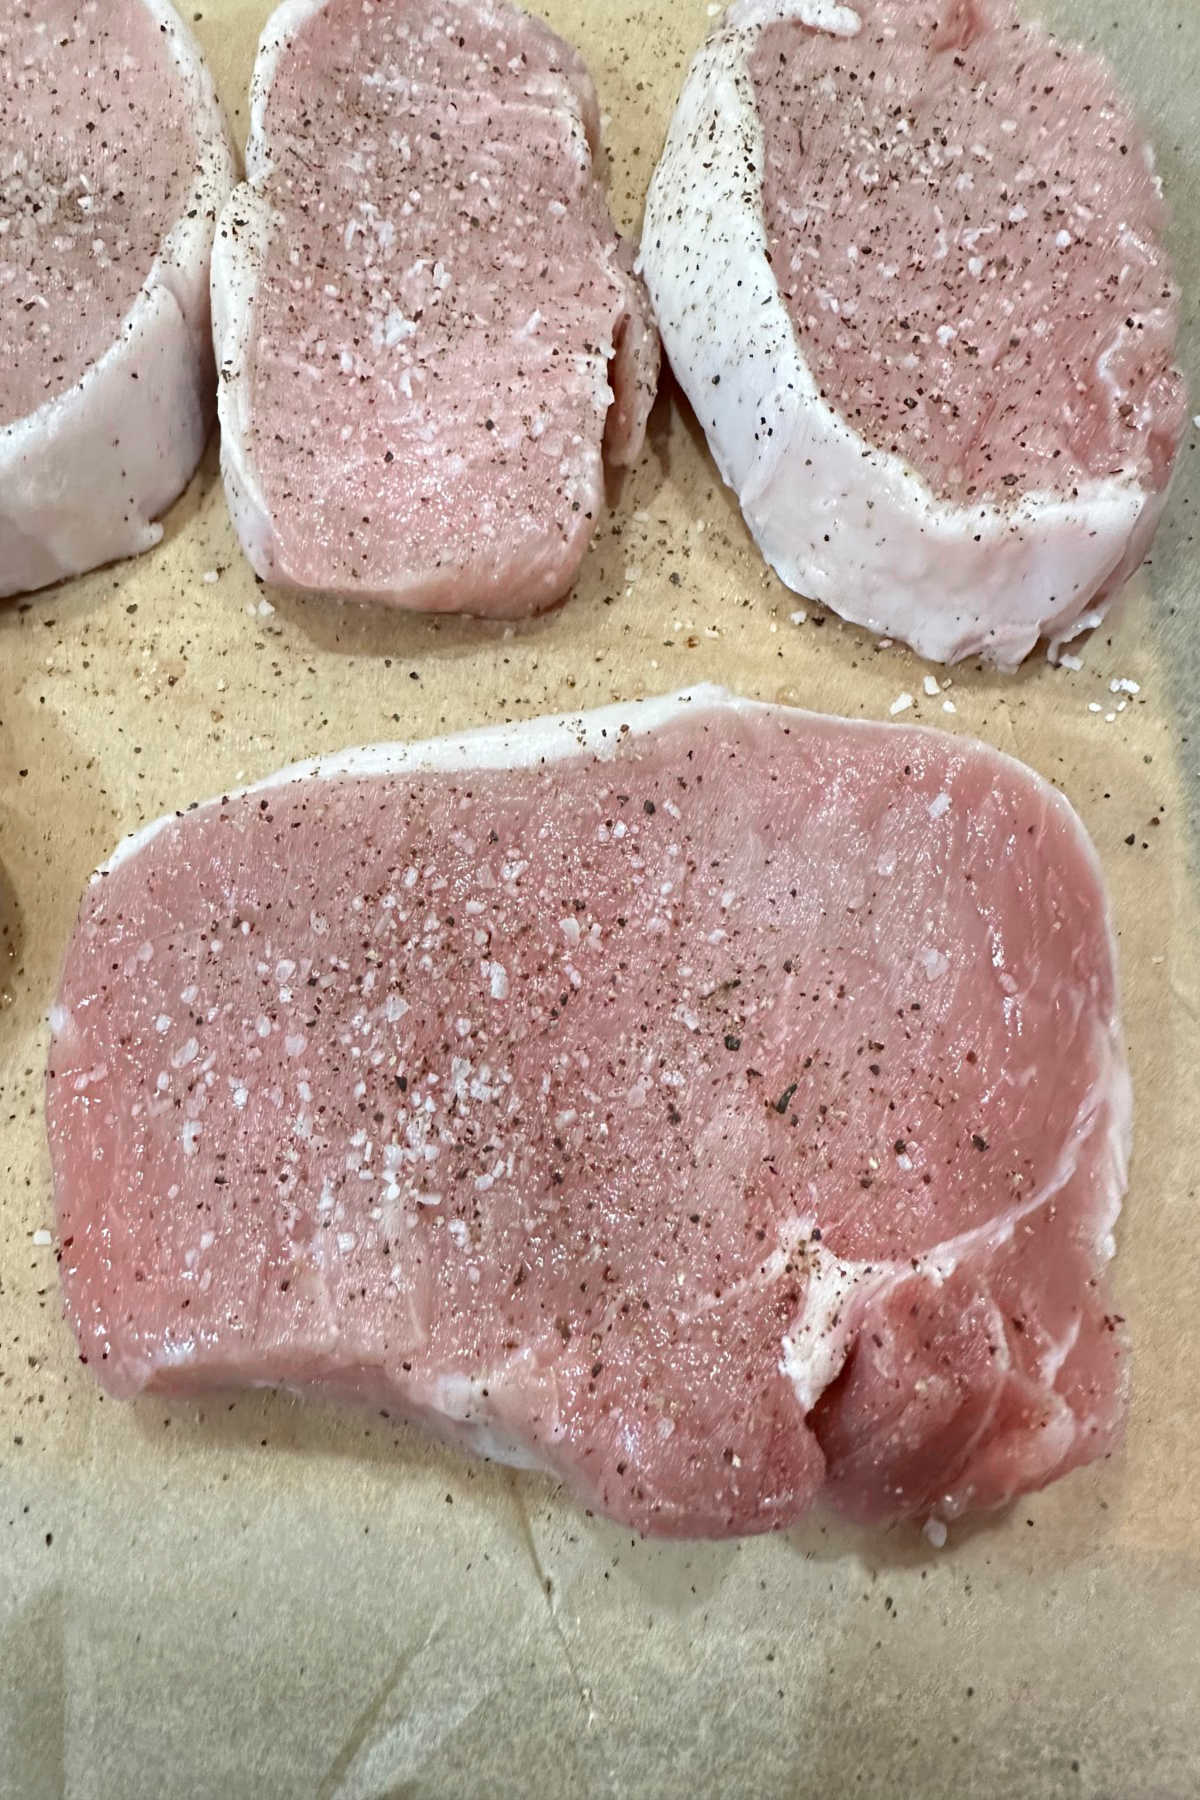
<box><xmin>2</xmin><ymin>3</ymin><xmax>1198</xmax><ymax>1795</ymax></box>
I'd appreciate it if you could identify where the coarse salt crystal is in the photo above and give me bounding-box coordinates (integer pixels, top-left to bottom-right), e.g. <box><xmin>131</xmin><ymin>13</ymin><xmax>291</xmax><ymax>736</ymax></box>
<box><xmin>1110</xmin><ymin>677</ymin><xmax>1140</xmax><ymax>695</ymax></box>
<box><xmin>928</xmin><ymin>792</ymin><xmax>952</xmax><ymax>820</ymax></box>
<box><xmin>201</xmin><ymin>569</ymin><xmax>220</xmax><ymax>585</ymax></box>
<box><xmin>942</xmin><ymin>700</ymin><xmax>957</xmax><ymax>715</ymax></box>
<box><xmin>1058</xmin><ymin>652</ymin><xmax>1083</xmax><ymax>672</ymax></box>
<box><xmin>32</xmin><ymin>1228</ymin><xmax>52</xmax><ymax>1247</ymax></box>
<box><xmin>923</xmin><ymin>1517</ymin><xmax>948</xmax><ymax>1549</ymax></box>
<box><xmin>889</xmin><ymin>693</ymin><xmax>914</xmax><ymax>716</ymax></box>
<box><xmin>484</xmin><ymin>960</ymin><xmax>509</xmax><ymax>1001</ymax></box>
<box><xmin>923</xmin><ymin>675</ymin><xmax>940</xmax><ymax>697</ymax></box>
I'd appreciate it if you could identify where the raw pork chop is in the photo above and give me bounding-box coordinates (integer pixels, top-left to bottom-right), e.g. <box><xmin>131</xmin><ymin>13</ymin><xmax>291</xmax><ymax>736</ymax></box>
<box><xmin>213</xmin><ymin>0</ymin><xmax>659</xmax><ymax>615</ymax></box>
<box><xmin>47</xmin><ymin>688</ymin><xmax>1129</xmax><ymax>1537</ymax></box>
<box><xmin>641</xmin><ymin>0</ymin><xmax>1186</xmax><ymax>667</ymax></box>
<box><xmin>0</xmin><ymin>0</ymin><xmax>235</xmax><ymax>598</ymax></box>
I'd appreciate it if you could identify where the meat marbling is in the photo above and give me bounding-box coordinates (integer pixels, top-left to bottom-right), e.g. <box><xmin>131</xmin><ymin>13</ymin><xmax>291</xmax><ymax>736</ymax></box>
<box><xmin>0</xmin><ymin>0</ymin><xmax>235</xmax><ymax>597</ymax></box>
<box><xmin>47</xmin><ymin>688</ymin><xmax>1130</xmax><ymax>1537</ymax></box>
<box><xmin>641</xmin><ymin>0</ymin><xmax>1186</xmax><ymax>667</ymax></box>
<box><xmin>213</xmin><ymin>0</ymin><xmax>659</xmax><ymax>615</ymax></box>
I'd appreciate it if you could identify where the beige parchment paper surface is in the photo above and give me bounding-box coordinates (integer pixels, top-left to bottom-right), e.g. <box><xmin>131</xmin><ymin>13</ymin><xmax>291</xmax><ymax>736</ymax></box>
<box><xmin>2</xmin><ymin>2</ymin><xmax>1199</xmax><ymax>1795</ymax></box>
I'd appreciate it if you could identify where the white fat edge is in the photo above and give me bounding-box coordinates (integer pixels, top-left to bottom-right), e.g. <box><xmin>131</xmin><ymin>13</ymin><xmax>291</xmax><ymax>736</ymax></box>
<box><xmin>780</xmin><ymin>1240</ymin><xmax>892</xmax><ymax>1412</ymax></box>
<box><xmin>93</xmin><ymin>678</ymin><xmax>1120</xmax><ymax>977</ymax></box>
<box><xmin>211</xmin><ymin>185</ymin><xmax>281</xmax><ymax>581</ymax></box>
<box><xmin>641</xmin><ymin>28</ymin><xmax>1154</xmax><ymax>670</ymax></box>
<box><xmin>246</xmin><ymin>0</ymin><xmax>332</xmax><ymax>183</ymax></box>
<box><xmin>208</xmin><ymin>0</ymin><xmax>330</xmax><ymax>586</ymax></box>
<box><xmin>1038</xmin><ymin>1315</ymin><xmax>1083</xmax><ymax>1386</ymax></box>
<box><xmin>89</xmin><ymin>687</ymin><xmax>1130</xmax><ymax>1162</ymax></box>
<box><xmin>0</xmin><ymin>0</ymin><xmax>234</xmax><ymax>462</ymax></box>
<box><xmin>436</xmin><ymin>1413</ymin><xmax>546</xmax><ymax>1473</ymax></box>
<box><xmin>97</xmin><ymin>686</ymin><xmax>739</xmax><ymax>875</ymax></box>
<box><xmin>140</xmin><ymin>0</ymin><xmax>237</xmax><ymax>304</ymax></box>
<box><xmin>727</xmin><ymin>0</ymin><xmax>861</xmax><ymax>33</ymax></box>
<box><xmin>423</xmin><ymin>1370</ymin><xmax>547</xmax><ymax>1473</ymax></box>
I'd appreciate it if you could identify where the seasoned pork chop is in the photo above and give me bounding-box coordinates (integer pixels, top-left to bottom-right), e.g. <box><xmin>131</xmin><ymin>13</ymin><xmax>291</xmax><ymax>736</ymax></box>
<box><xmin>641</xmin><ymin>0</ymin><xmax>1185</xmax><ymax>666</ymax></box>
<box><xmin>47</xmin><ymin>689</ymin><xmax>1129</xmax><ymax>1536</ymax></box>
<box><xmin>0</xmin><ymin>0</ymin><xmax>234</xmax><ymax>597</ymax></box>
<box><xmin>213</xmin><ymin>0</ymin><xmax>659</xmax><ymax>615</ymax></box>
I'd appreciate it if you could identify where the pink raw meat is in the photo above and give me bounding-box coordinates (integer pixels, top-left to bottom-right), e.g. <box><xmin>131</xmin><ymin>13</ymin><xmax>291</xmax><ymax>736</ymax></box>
<box><xmin>213</xmin><ymin>0</ymin><xmax>659</xmax><ymax>615</ymax></box>
<box><xmin>46</xmin><ymin>689</ymin><xmax>1129</xmax><ymax>1537</ymax></box>
<box><xmin>641</xmin><ymin>0</ymin><xmax>1186</xmax><ymax>666</ymax></box>
<box><xmin>0</xmin><ymin>0</ymin><xmax>234</xmax><ymax>596</ymax></box>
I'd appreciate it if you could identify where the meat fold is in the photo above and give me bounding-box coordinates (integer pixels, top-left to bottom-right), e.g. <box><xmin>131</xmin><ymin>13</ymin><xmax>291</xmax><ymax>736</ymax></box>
<box><xmin>0</xmin><ymin>0</ymin><xmax>235</xmax><ymax>597</ymax></box>
<box><xmin>640</xmin><ymin>0</ymin><xmax>1186</xmax><ymax>667</ymax></box>
<box><xmin>47</xmin><ymin>687</ymin><xmax>1130</xmax><ymax>1537</ymax></box>
<box><xmin>213</xmin><ymin>0</ymin><xmax>659</xmax><ymax>615</ymax></box>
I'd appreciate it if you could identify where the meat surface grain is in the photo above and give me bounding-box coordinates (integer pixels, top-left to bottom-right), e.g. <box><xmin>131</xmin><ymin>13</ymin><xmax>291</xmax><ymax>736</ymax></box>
<box><xmin>641</xmin><ymin>0</ymin><xmax>1186</xmax><ymax>667</ymax></box>
<box><xmin>213</xmin><ymin>0</ymin><xmax>659</xmax><ymax>616</ymax></box>
<box><xmin>0</xmin><ymin>0</ymin><xmax>235</xmax><ymax>597</ymax></box>
<box><xmin>47</xmin><ymin>689</ymin><xmax>1129</xmax><ymax>1538</ymax></box>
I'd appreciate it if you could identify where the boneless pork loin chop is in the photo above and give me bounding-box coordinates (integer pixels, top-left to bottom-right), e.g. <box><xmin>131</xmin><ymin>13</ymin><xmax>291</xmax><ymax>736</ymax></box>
<box><xmin>213</xmin><ymin>0</ymin><xmax>659</xmax><ymax>615</ymax></box>
<box><xmin>0</xmin><ymin>0</ymin><xmax>235</xmax><ymax>598</ymax></box>
<box><xmin>47</xmin><ymin>688</ymin><xmax>1129</xmax><ymax>1538</ymax></box>
<box><xmin>641</xmin><ymin>0</ymin><xmax>1186</xmax><ymax>667</ymax></box>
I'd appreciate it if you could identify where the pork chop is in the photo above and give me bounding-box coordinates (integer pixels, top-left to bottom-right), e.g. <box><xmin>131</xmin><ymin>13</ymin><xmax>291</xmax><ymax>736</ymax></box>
<box><xmin>213</xmin><ymin>0</ymin><xmax>659</xmax><ymax>615</ymax></box>
<box><xmin>46</xmin><ymin>687</ymin><xmax>1129</xmax><ymax>1537</ymax></box>
<box><xmin>641</xmin><ymin>0</ymin><xmax>1186</xmax><ymax>667</ymax></box>
<box><xmin>0</xmin><ymin>0</ymin><xmax>235</xmax><ymax>598</ymax></box>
